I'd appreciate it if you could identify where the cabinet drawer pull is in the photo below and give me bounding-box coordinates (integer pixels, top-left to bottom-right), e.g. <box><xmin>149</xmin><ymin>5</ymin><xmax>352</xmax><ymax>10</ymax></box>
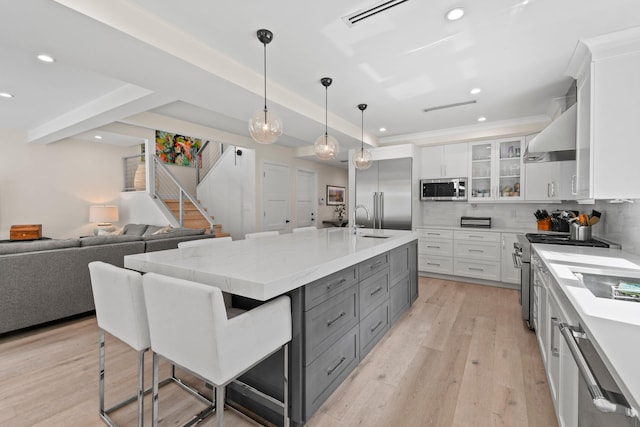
<box><xmin>468</xmin><ymin>235</ymin><xmax>484</xmax><ymax>239</ymax></box>
<box><xmin>370</xmin><ymin>320</ymin><xmax>383</xmax><ymax>333</ymax></box>
<box><xmin>327</xmin><ymin>311</ymin><xmax>346</xmax><ymax>327</ymax></box>
<box><xmin>327</xmin><ymin>356</ymin><xmax>347</xmax><ymax>376</ymax></box>
<box><xmin>469</xmin><ymin>267</ymin><xmax>484</xmax><ymax>272</ymax></box>
<box><xmin>370</xmin><ymin>260</ymin><xmax>383</xmax><ymax>269</ymax></box>
<box><xmin>326</xmin><ymin>278</ymin><xmax>347</xmax><ymax>290</ymax></box>
<box><xmin>427</xmin><ymin>262</ymin><xmax>441</xmax><ymax>266</ymax></box>
<box><xmin>426</xmin><ymin>232</ymin><xmax>441</xmax><ymax>236</ymax></box>
<box><xmin>427</xmin><ymin>245</ymin><xmax>441</xmax><ymax>249</ymax></box>
<box><xmin>468</xmin><ymin>249</ymin><xmax>484</xmax><ymax>253</ymax></box>
<box><xmin>370</xmin><ymin>286</ymin><xmax>383</xmax><ymax>296</ymax></box>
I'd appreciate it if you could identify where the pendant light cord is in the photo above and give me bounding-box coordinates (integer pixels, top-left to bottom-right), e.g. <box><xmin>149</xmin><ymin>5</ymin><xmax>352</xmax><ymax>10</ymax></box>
<box><xmin>263</xmin><ymin>42</ymin><xmax>268</xmax><ymax>122</ymax></box>
<box><xmin>325</xmin><ymin>85</ymin><xmax>329</xmax><ymax>141</ymax></box>
<box><xmin>361</xmin><ymin>109</ymin><xmax>364</xmax><ymax>154</ymax></box>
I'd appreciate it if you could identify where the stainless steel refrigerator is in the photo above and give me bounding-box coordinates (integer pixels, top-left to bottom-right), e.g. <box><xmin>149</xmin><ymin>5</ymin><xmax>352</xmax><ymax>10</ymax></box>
<box><xmin>355</xmin><ymin>157</ymin><xmax>412</xmax><ymax>230</ymax></box>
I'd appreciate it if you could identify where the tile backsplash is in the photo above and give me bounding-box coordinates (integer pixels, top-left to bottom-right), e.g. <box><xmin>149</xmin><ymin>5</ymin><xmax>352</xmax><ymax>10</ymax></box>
<box><xmin>419</xmin><ymin>199</ymin><xmax>640</xmax><ymax>256</ymax></box>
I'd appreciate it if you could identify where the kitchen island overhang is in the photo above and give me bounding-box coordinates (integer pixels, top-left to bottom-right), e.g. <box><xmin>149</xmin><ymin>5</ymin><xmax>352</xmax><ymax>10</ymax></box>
<box><xmin>124</xmin><ymin>228</ymin><xmax>419</xmax><ymax>426</ymax></box>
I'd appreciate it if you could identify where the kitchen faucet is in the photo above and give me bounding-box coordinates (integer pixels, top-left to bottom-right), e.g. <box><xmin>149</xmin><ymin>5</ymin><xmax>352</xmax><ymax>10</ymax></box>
<box><xmin>353</xmin><ymin>204</ymin><xmax>370</xmax><ymax>235</ymax></box>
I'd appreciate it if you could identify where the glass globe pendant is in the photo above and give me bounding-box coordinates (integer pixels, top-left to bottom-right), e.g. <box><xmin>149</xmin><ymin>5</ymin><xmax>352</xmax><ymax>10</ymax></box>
<box><xmin>248</xmin><ymin>29</ymin><xmax>283</xmax><ymax>144</ymax></box>
<box><xmin>353</xmin><ymin>103</ymin><xmax>373</xmax><ymax>170</ymax></box>
<box><xmin>314</xmin><ymin>77</ymin><xmax>339</xmax><ymax>160</ymax></box>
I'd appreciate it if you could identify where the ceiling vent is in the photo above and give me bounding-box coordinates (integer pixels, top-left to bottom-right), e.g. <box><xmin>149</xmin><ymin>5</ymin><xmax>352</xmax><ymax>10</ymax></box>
<box><xmin>423</xmin><ymin>100</ymin><xmax>476</xmax><ymax>113</ymax></box>
<box><xmin>342</xmin><ymin>0</ymin><xmax>410</xmax><ymax>27</ymax></box>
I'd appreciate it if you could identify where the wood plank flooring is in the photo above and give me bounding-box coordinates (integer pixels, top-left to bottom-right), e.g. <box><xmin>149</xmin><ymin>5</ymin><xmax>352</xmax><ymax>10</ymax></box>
<box><xmin>0</xmin><ymin>277</ymin><xmax>557</xmax><ymax>426</ymax></box>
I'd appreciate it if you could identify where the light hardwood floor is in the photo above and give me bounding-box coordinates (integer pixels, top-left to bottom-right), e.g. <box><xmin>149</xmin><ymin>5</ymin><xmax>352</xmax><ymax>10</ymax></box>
<box><xmin>0</xmin><ymin>277</ymin><xmax>557</xmax><ymax>427</ymax></box>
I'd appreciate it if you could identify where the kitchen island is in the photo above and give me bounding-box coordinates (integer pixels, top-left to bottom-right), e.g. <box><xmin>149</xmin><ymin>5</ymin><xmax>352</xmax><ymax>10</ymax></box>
<box><xmin>125</xmin><ymin>228</ymin><xmax>418</xmax><ymax>426</ymax></box>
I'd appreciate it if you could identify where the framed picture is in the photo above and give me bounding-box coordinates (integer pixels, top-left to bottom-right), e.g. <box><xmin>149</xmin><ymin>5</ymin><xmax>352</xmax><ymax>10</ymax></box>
<box><xmin>327</xmin><ymin>185</ymin><xmax>346</xmax><ymax>206</ymax></box>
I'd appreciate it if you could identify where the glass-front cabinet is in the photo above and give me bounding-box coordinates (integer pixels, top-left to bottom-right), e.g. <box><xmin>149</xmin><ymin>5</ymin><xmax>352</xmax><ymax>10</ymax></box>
<box><xmin>469</xmin><ymin>137</ymin><xmax>524</xmax><ymax>202</ymax></box>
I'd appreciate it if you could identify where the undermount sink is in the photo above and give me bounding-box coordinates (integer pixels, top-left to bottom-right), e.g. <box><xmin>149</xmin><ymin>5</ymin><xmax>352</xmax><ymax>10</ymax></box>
<box><xmin>574</xmin><ymin>272</ymin><xmax>640</xmax><ymax>302</ymax></box>
<box><xmin>359</xmin><ymin>234</ymin><xmax>391</xmax><ymax>239</ymax></box>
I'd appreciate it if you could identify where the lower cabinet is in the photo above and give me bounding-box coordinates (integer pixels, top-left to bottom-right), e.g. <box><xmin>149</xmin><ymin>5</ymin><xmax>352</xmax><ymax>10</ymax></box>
<box><xmin>302</xmin><ymin>240</ymin><xmax>417</xmax><ymax>422</ymax></box>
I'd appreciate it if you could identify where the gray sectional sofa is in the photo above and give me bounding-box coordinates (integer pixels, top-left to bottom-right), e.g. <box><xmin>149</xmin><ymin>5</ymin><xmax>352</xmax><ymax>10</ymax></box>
<box><xmin>0</xmin><ymin>224</ymin><xmax>215</xmax><ymax>335</ymax></box>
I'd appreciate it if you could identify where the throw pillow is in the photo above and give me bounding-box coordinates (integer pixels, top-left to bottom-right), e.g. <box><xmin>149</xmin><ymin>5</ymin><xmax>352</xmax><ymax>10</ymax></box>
<box><xmin>152</xmin><ymin>225</ymin><xmax>173</xmax><ymax>235</ymax></box>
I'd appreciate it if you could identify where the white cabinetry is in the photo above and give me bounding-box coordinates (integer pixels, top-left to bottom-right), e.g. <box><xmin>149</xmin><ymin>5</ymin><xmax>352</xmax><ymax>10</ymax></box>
<box><xmin>525</xmin><ymin>161</ymin><xmax>576</xmax><ymax>201</ymax></box>
<box><xmin>500</xmin><ymin>233</ymin><xmax>521</xmax><ymax>285</ymax></box>
<box><xmin>416</xmin><ymin>228</ymin><xmax>453</xmax><ymax>274</ymax></box>
<box><xmin>453</xmin><ymin>230</ymin><xmax>501</xmax><ymax>281</ymax></box>
<box><xmin>420</xmin><ymin>143</ymin><xmax>468</xmax><ymax>179</ymax></box>
<box><xmin>469</xmin><ymin>138</ymin><xmax>524</xmax><ymax>202</ymax></box>
<box><xmin>533</xmin><ymin>248</ymin><xmax>580</xmax><ymax>427</ymax></box>
<box><xmin>567</xmin><ymin>28</ymin><xmax>640</xmax><ymax>201</ymax></box>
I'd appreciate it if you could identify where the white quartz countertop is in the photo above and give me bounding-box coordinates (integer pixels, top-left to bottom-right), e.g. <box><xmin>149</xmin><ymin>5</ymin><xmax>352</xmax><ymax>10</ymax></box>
<box><xmin>533</xmin><ymin>244</ymin><xmax>640</xmax><ymax>414</ymax></box>
<box><xmin>125</xmin><ymin>228</ymin><xmax>417</xmax><ymax>301</ymax></box>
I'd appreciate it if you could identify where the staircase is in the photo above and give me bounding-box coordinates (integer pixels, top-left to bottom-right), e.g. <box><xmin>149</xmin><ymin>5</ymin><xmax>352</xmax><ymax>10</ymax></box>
<box><xmin>165</xmin><ymin>199</ymin><xmax>230</xmax><ymax>237</ymax></box>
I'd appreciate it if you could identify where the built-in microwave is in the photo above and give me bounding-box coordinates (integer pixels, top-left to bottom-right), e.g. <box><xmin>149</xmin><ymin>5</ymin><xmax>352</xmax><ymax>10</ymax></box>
<box><xmin>420</xmin><ymin>178</ymin><xmax>467</xmax><ymax>201</ymax></box>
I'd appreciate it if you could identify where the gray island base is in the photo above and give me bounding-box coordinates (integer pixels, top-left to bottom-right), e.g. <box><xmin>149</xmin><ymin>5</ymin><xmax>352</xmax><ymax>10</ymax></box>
<box><xmin>124</xmin><ymin>228</ymin><xmax>418</xmax><ymax>426</ymax></box>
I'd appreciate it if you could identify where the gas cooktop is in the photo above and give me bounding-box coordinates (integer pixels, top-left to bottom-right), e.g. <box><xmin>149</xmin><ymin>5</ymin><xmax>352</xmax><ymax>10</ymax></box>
<box><xmin>525</xmin><ymin>233</ymin><xmax>611</xmax><ymax>248</ymax></box>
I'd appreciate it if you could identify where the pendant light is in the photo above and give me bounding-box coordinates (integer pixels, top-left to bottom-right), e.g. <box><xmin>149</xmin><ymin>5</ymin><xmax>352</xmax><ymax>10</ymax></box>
<box><xmin>248</xmin><ymin>29</ymin><xmax>283</xmax><ymax>144</ymax></box>
<box><xmin>314</xmin><ymin>77</ymin><xmax>339</xmax><ymax>160</ymax></box>
<box><xmin>353</xmin><ymin>104</ymin><xmax>372</xmax><ymax>170</ymax></box>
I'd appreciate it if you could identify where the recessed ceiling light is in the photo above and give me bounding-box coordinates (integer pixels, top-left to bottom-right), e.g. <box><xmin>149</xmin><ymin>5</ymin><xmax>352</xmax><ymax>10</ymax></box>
<box><xmin>0</xmin><ymin>92</ymin><xmax>14</xmax><ymax>98</ymax></box>
<box><xmin>446</xmin><ymin>7</ymin><xmax>465</xmax><ymax>21</ymax></box>
<box><xmin>37</xmin><ymin>54</ymin><xmax>55</xmax><ymax>63</ymax></box>
<box><xmin>94</xmin><ymin>135</ymin><xmax>103</xmax><ymax>140</ymax></box>
<box><xmin>478</xmin><ymin>117</ymin><xmax>487</xmax><ymax>122</ymax></box>
<box><xmin>470</xmin><ymin>88</ymin><xmax>481</xmax><ymax>95</ymax></box>
<box><xmin>379</xmin><ymin>127</ymin><xmax>387</xmax><ymax>132</ymax></box>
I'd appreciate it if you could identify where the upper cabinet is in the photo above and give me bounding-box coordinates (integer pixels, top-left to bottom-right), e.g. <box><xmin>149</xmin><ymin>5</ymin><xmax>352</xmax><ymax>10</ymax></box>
<box><xmin>420</xmin><ymin>143</ymin><xmax>468</xmax><ymax>179</ymax></box>
<box><xmin>525</xmin><ymin>161</ymin><xmax>576</xmax><ymax>202</ymax></box>
<box><xmin>567</xmin><ymin>27</ymin><xmax>640</xmax><ymax>201</ymax></box>
<box><xmin>469</xmin><ymin>138</ymin><xmax>524</xmax><ymax>202</ymax></box>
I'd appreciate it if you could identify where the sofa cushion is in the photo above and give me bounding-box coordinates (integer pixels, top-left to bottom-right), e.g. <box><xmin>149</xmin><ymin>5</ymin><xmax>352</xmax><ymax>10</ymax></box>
<box><xmin>123</xmin><ymin>223</ymin><xmax>149</xmax><ymax>236</ymax></box>
<box><xmin>142</xmin><ymin>228</ymin><xmax>205</xmax><ymax>241</ymax></box>
<box><xmin>80</xmin><ymin>235</ymin><xmax>143</xmax><ymax>247</ymax></box>
<box><xmin>0</xmin><ymin>238</ymin><xmax>81</xmax><ymax>255</ymax></box>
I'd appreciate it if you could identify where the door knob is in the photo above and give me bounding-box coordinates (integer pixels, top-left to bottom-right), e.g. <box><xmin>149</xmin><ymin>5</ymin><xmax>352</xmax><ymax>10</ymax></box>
<box><xmin>285</xmin><ymin>220</ymin><xmax>290</xmax><ymax>223</ymax></box>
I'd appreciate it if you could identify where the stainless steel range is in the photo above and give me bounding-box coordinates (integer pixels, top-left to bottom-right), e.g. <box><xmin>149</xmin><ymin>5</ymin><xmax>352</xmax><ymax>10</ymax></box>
<box><xmin>512</xmin><ymin>233</ymin><xmax>619</xmax><ymax>330</ymax></box>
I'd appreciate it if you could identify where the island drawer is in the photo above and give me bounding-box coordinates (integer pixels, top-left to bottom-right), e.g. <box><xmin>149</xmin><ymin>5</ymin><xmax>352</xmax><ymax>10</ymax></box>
<box><xmin>305</xmin><ymin>285</ymin><xmax>358</xmax><ymax>366</ymax></box>
<box><xmin>358</xmin><ymin>252</ymin><xmax>389</xmax><ymax>281</ymax></box>
<box><xmin>389</xmin><ymin>273</ymin><xmax>410</xmax><ymax>324</ymax></box>
<box><xmin>305</xmin><ymin>325</ymin><xmax>359</xmax><ymax>417</ymax></box>
<box><xmin>390</xmin><ymin>244</ymin><xmax>410</xmax><ymax>285</ymax></box>
<box><xmin>360</xmin><ymin>300</ymin><xmax>389</xmax><ymax>358</ymax></box>
<box><xmin>305</xmin><ymin>265</ymin><xmax>358</xmax><ymax>310</ymax></box>
<box><xmin>359</xmin><ymin>268</ymin><xmax>389</xmax><ymax>319</ymax></box>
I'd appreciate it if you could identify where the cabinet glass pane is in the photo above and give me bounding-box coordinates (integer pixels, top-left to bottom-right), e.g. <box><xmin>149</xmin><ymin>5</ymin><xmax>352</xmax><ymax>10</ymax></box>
<box><xmin>471</xmin><ymin>143</ymin><xmax>493</xmax><ymax>198</ymax></box>
<box><xmin>498</xmin><ymin>140</ymin><xmax>521</xmax><ymax>198</ymax></box>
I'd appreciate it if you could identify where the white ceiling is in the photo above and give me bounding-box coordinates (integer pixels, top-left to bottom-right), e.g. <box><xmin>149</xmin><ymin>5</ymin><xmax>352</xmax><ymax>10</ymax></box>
<box><xmin>2</xmin><ymin>0</ymin><xmax>640</xmax><ymax>166</ymax></box>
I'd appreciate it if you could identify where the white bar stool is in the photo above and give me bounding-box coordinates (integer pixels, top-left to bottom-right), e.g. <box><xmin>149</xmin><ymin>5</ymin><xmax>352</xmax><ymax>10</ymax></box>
<box><xmin>142</xmin><ymin>273</ymin><xmax>292</xmax><ymax>427</ymax></box>
<box><xmin>88</xmin><ymin>262</ymin><xmax>212</xmax><ymax>426</ymax></box>
<box><xmin>292</xmin><ymin>226</ymin><xmax>317</xmax><ymax>233</ymax></box>
<box><xmin>245</xmin><ymin>230</ymin><xmax>279</xmax><ymax>239</ymax></box>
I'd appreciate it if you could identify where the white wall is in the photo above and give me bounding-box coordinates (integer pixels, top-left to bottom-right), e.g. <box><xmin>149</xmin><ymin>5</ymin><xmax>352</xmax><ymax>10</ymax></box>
<box><xmin>197</xmin><ymin>147</ymin><xmax>256</xmax><ymax>240</ymax></box>
<box><xmin>0</xmin><ymin>129</ymin><xmax>139</xmax><ymax>239</ymax></box>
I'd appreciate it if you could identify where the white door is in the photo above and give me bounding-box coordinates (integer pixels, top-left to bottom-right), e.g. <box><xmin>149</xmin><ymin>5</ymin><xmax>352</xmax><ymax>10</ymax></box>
<box><xmin>295</xmin><ymin>169</ymin><xmax>317</xmax><ymax>228</ymax></box>
<box><xmin>262</xmin><ymin>162</ymin><xmax>291</xmax><ymax>232</ymax></box>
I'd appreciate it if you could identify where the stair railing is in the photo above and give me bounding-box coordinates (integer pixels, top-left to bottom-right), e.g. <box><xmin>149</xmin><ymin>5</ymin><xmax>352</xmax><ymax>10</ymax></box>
<box><xmin>152</xmin><ymin>155</ymin><xmax>215</xmax><ymax>232</ymax></box>
<box><xmin>194</xmin><ymin>141</ymin><xmax>223</xmax><ymax>185</ymax></box>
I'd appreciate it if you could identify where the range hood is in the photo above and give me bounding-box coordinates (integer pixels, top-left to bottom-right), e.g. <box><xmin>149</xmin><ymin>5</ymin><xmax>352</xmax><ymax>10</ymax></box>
<box><xmin>524</xmin><ymin>103</ymin><xmax>577</xmax><ymax>162</ymax></box>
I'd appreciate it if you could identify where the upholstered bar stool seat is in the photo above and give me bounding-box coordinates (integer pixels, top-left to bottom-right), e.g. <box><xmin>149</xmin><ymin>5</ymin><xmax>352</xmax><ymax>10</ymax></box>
<box><xmin>142</xmin><ymin>273</ymin><xmax>292</xmax><ymax>426</ymax></box>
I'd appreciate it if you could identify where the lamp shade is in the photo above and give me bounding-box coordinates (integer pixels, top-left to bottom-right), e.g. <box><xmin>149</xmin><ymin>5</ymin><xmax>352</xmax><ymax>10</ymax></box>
<box><xmin>89</xmin><ymin>205</ymin><xmax>119</xmax><ymax>224</ymax></box>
